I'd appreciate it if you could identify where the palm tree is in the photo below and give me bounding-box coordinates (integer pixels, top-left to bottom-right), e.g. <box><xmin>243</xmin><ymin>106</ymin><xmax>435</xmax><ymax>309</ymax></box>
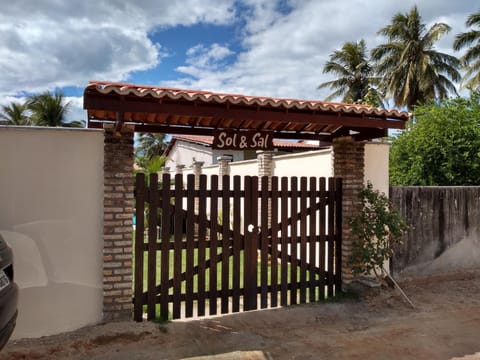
<box><xmin>0</xmin><ymin>102</ymin><xmax>31</xmax><ymax>125</ymax></box>
<box><xmin>371</xmin><ymin>6</ymin><xmax>461</xmax><ymax>110</ymax></box>
<box><xmin>63</xmin><ymin>119</ymin><xmax>86</xmax><ymax>128</ymax></box>
<box><xmin>453</xmin><ymin>11</ymin><xmax>480</xmax><ymax>89</ymax></box>
<box><xmin>135</xmin><ymin>133</ymin><xmax>168</xmax><ymax>168</ymax></box>
<box><xmin>319</xmin><ymin>39</ymin><xmax>378</xmax><ymax>103</ymax></box>
<box><xmin>27</xmin><ymin>91</ymin><xmax>80</xmax><ymax>127</ymax></box>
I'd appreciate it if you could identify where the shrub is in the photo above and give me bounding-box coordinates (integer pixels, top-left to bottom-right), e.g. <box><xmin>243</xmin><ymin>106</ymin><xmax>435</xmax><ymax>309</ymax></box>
<box><xmin>348</xmin><ymin>182</ymin><xmax>410</xmax><ymax>280</ymax></box>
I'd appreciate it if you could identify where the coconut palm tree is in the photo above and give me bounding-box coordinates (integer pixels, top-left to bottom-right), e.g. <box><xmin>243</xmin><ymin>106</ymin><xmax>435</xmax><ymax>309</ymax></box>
<box><xmin>371</xmin><ymin>6</ymin><xmax>461</xmax><ymax>110</ymax></box>
<box><xmin>453</xmin><ymin>11</ymin><xmax>480</xmax><ymax>89</ymax></box>
<box><xmin>135</xmin><ymin>133</ymin><xmax>168</xmax><ymax>168</ymax></box>
<box><xmin>63</xmin><ymin>119</ymin><xmax>86</xmax><ymax>128</ymax></box>
<box><xmin>0</xmin><ymin>102</ymin><xmax>31</xmax><ymax>125</ymax></box>
<box><xmin>319</xmin><ymin>39</ymin><xmax>378</xmax><ymax>103</ymax></box>
<box><xmin>27</xmin><ymin>91</ymin><xmax>83</xmax><ymax>127</ymax></box>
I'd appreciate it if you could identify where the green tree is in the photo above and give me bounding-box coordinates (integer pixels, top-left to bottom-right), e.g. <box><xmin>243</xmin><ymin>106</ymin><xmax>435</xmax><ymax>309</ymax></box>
<box><xmin>0</xmin><ymin>102</ymin><xmax>31</xmax><ymax>125</ymax></box>
<box><xmin>357</xmin><ymin>86</ymin><xmax>385</xmax><ymax>108</ymax></box>
<box><xmin>453</xmin><ymin>11</ymin><xmax>480</xmax><ymax>89</ymax></box>
<box><xmin>318</xmin><ymin>39</ymin><xmax>379</xmax><ymax>103</ymax></box>
<box><xmin>372</xmin><ymin>6</ymin><xmax>461</xmax><ymax>110</ymax></box>
<box><xmin>135</xmin><ymin>133</ymin><xmax>168</xmax><ymax>168</ymax></box>
<box><xmin>28</xmin><ymin>91</ymin><xmax>83</xmax><ymax>127</ymax></box>
<box><xmin>390</xmin><ymin>91</ymin><xmax>480</xmax><ymax>186</ymax></box>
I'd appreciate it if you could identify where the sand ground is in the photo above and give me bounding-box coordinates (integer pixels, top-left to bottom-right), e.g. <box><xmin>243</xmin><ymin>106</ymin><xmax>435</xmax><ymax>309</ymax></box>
<box><xmin>2</xmin><ymin>270</ymin><xmax>480</xmax><ymax>360</ymax></box>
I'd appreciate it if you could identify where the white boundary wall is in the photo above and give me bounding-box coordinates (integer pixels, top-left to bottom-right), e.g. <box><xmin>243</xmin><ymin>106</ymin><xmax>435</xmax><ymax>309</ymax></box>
<box><xmin>179</xmin><ymin>144</ymin><xmax>389</xmax><ymax>272</ymax></box>
<box><xmin>181</xmin><ymin>143</ymin><xmax>389</xmax><ymax>193</ymax></box>
<box><xmin>0</xmin><ymin>126</ymin><xmax>104</xmax><ymax>339</ymax></box>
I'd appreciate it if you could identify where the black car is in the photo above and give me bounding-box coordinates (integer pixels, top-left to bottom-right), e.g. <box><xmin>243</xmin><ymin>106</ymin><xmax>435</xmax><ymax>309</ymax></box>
<box><xmin>0</xmin><ymin>234</ymin><xmax>18</xmax><ymax>350</ymax></box>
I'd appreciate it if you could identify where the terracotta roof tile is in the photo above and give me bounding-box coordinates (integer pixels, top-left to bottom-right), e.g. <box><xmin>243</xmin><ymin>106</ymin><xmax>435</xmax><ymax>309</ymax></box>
<box><xmin>86</xmin><ymin>81</ymin><xmax>410</xmax><ymax>120</ymax></box>
<box><xmin>84</xmin><ymin>81</ymin><xmax>409</xmax><ymax>141</ymax></box>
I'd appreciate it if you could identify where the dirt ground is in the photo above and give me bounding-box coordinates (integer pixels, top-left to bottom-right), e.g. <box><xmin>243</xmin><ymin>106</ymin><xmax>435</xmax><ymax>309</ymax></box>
<box><xmin>2</xmin><ymin>270</ymin><xmax>480</xmax><ymax>360</ymax></box>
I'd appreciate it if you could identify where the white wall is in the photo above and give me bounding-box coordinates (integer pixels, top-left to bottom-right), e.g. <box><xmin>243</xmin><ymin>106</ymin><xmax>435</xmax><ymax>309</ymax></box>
<box><xmin>166</xmin><ymin>141</ymin><xmax>246</xmax><ymax>170</ymax></box>
<box><xmin>0</xmin><ymin>126</ymin><xmax>104</xmax><ymax>339</ymax></box>
<box><xmin>273</xmin><ymin>149</ymin><xmax>332</xmax><ymax>178</ymax></box>
<box><xmin>166</xmin><ymin>141</ymin><xmax>212</xmax><ymax>170</ymax></box>
<box><xmin>364</xmin><ymin>142</ymin><xmax>390</xmax><ymax>196</ymax></box>
<box><xmin>229</xmin><ymin>159</ymin><xmax>258</xmax><ymax>177</ymax></box>
<box><xmin>178</xmin><ymin>143</ymin><xmax>389</xmax><ymax>192</ymax></box>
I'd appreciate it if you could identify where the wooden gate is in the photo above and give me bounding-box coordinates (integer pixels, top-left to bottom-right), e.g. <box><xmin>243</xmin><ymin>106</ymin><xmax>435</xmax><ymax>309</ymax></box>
<box><xmin>133</xmin><ymin>173</ymin><xmax>342</xmax><ymax>321</ymax></box>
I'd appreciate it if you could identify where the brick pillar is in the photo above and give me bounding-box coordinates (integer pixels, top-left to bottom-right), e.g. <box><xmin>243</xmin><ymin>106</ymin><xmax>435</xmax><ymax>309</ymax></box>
<box><xmin>332</xmin><ymin>136</ymin><xmax>365</xmax><ymax>288</ymax></box>
<box><xmin>192</xmin><ymin>159</ymin><xmax>204</xmax><ymax>187</ymax></box>
<box><xmin>217</xmin><ymin>156</ymin><xmax>231</xmax><ymax>190</ymax></box>
<box><xmin>176</xmin><ymin>164</ymin><xmax>185</xmax><ymax>175</ymax></box>
<box><xmin>257</xmin><ymin>151</ymin><xmax>274</xmax><ymax>229</ymax></box>
<box><xmin>257</xmin><ymin>151</ymin><xmax>274</xmax><ymax>178</ymax></box>
<box><xmin>217</xmin><ymin>156</ymin><xmax>231</xmax><ymax>178</ymax></box>
<box><xmin>192</xmin><ymin>160</ymin><xmax>204</xmax><ymax>234</ymax></box>
<box><xmin>103</xmin><ymin>124</ymin><xmax>135</xmax><ymax>320</ymax></box>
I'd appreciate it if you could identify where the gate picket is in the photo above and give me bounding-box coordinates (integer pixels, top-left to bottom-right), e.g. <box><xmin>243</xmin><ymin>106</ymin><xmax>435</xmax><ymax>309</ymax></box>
<box><xmin>185</xmin><ymin>175</ymin><xmax>195</xmax><ymax>318</ymax></box>
<box><xmin>147</xmin><ymin>173</ymin><xmax>158</xmax><ymax>320</ymax></box>
<box><xmin>173</xmin><ymin>174</ymin><xmax>183</xmax><ymax>319</ymax></box>
<box><xmin>160</xmin><ymin>173</ymin><xmax>171</xmax><ymax>320</ymax></box>
<box><xmin>299</xmin><ymin>177</ymin><xmax>308</xmax><ymax>303</ymax></box>
<box><xmin>133</xmin><ymin>173</ymin><xmax>342</xmax><ymax>321</ymax></box>
<box><xmin>319</xmin><ymin>178</ymin><xmax>326</xmax><ymax>292</ymax></box>
<box><xmin>260</xmin><ymin>176</ymin><xmax>269</xmax><ymax>309</ymax></box>
<box><xmin>290</xmin><ymin>177</ymin><xmax>298</xmax><ymax>305</ymax></box>
<box><xmin>221</xmin><ymin>175</ymin><xmax>230</xmax><ymax>314</ymax></box>
<box><xmin>244</xmin><ymin>176</ymin><xmax>258</xmax><ymax>311</ymax></box>
<box><xmin>280</xmin><ymin>177</ymin><xmax>289</xmax><ymax>307</ymax></box>
<box><xmin>197</xmin><ymin>175</ymin><xmax>207</xmax><ymax>317</ymax></box>
<box><xmin>270</xmin><ymin>176</ymin><xmax>279</xmax><ymax>307</ymax></box>
<box><xmin>232</xmin><ymin>176</ymin><xmax>241</xmax><ymax>313</ymax></box>
<box><xmin>209</xmin><ymin>175</ymin><xmax>219</xmax><ymax>315</ymax></box>
<box><xmin>308</xmin><ymin>177</ymin><xmax>317</xmax><ymax>302</ymax></box>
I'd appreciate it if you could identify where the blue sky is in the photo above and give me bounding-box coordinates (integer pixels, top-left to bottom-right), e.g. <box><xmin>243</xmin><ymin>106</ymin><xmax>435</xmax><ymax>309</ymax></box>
<box><xmin>0</xmin><ymin>0</ymin><xmax>475</xmax><ymax>122</ymax></box>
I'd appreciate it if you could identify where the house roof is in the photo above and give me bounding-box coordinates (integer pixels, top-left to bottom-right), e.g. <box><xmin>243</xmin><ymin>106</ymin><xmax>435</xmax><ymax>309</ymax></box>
<box><xmin>163</xmin><ymin>134</ymin><xmax>322</xmax><ymax>157</ymax></box>
<box><xmin>84</xmin><ymin>81</ymin><xmax>410</xmax><ymax>141</ymax></box>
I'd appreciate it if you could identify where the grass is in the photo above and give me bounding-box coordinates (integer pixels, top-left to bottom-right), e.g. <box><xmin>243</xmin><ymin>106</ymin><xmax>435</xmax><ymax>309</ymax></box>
<box><xmin>133</xmin><ymin>230</ymin><xmax>334</xmax><ymax>320</ymax></box>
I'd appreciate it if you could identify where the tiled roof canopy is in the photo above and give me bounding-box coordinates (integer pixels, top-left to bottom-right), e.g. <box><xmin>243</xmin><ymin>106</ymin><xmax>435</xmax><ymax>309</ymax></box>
<box><xmin>84</xmin><ymin>81</ymin><xmax>410</xmax><ymax>141</ymax></box>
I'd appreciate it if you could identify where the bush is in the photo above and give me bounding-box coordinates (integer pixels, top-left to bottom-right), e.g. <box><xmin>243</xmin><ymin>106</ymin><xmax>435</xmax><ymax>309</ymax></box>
<box><xmin>348</xmin><ymin>183</ymin><xmax>410</xmax><ymax>280</ymax></box>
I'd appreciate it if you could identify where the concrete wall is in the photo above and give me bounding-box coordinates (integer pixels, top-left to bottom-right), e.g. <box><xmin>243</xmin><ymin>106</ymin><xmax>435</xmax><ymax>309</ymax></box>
<box><xmin>0</xmin><ymin>126</ymin><xmax>104</xmax><ymax>339</ymax></box>
<box><xmin>166</xmin><ymin>141</ymin><xmax>213</xmax><ymax>170</ymax></box>
<box><xmin>166</xmin><ymin>140</ymin><xmax>246</xmax><ymax>170</ymax></box>
<box><xmin>390</xmin><ymin>186</ymin><xmax>480</xmax><ymax>278</ymax></box>
<box><xmin>364</xmin><ymin>142</ymin><xmax>389</xmax><ymax>195</ymax></box>
<box><xmin>274</xmin><ymin>149</ymin><xmax>333</xmax><ymax>178</ymax></box>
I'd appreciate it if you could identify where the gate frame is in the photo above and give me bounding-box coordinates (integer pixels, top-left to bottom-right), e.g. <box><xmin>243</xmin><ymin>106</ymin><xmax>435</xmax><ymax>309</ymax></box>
<box><xmin>88</xmin><ymin>82</ymin><xmax>407</xmax><ymax>320</ymax></box>
<box><xmin>133</xmin><ymin>173</ymin><xmax>343</xmax><ymax>321</ymax></box>
<box><xmin>101</xmin><ymin>125</ymin><xmax>366</xmax><ymax>321</ymax></box>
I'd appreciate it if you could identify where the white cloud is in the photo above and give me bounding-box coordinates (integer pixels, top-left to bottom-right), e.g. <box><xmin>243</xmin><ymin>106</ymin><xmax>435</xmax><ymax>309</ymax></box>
<box><xmin>185</xmin><ymin>43</ymin><xmax>234</xmax><ymax>67</ymax></box>
<box><xmin>65</xmin><ymin>96</ymin><xmax>86</xmax><ymax>123</ymax></box>
<box><xmin>0</xmin><ymin>0</ymin><xmax>236</xmax><ymax>97</ymax></box>
<box><xmin>162</xmin><ymin>0</ymin><xmax>473</xmax><ymax>103</ymax></box>
<box><xmin>239</xmin><ymin>0</ymin><xmax>286</xmax><ymax>34</ymax></box>
<box><xmin>0</xmin><ymin>0</ymin><xmax>475</xmax><ymax>122</ymax></box>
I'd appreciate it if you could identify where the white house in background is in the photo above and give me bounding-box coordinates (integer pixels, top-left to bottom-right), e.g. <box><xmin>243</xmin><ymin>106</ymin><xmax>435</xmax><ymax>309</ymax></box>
<box><xmin>163</xmin><ymin>134</ymin><xmax>324</xmax><ymax>169</ymax></box>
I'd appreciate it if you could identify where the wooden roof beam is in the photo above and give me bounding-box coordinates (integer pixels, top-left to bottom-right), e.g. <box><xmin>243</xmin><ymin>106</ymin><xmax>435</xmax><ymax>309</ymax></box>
<box><xmin>85</xmin><ymin>96</ymin><xmax>406</xmax><ymax>130</ymax></box>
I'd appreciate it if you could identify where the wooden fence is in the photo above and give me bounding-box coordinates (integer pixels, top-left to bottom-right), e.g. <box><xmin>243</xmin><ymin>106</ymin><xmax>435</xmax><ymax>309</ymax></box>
<box><xmin>390</xmin><ymin>186</ymin><xmax>480</xmax><ymax>275</ymax></box>
<box><xmin>133</xmin><ymin>173</ymin><xmax>342</xmax><ymax>321</ymax></box>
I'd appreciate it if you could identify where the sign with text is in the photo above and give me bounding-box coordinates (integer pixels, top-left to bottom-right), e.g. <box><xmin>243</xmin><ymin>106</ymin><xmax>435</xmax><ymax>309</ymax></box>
<box><xmin>213</xmin><ymin>130</ymin><xmax>274</xmax><ymax>150</ymax></box>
